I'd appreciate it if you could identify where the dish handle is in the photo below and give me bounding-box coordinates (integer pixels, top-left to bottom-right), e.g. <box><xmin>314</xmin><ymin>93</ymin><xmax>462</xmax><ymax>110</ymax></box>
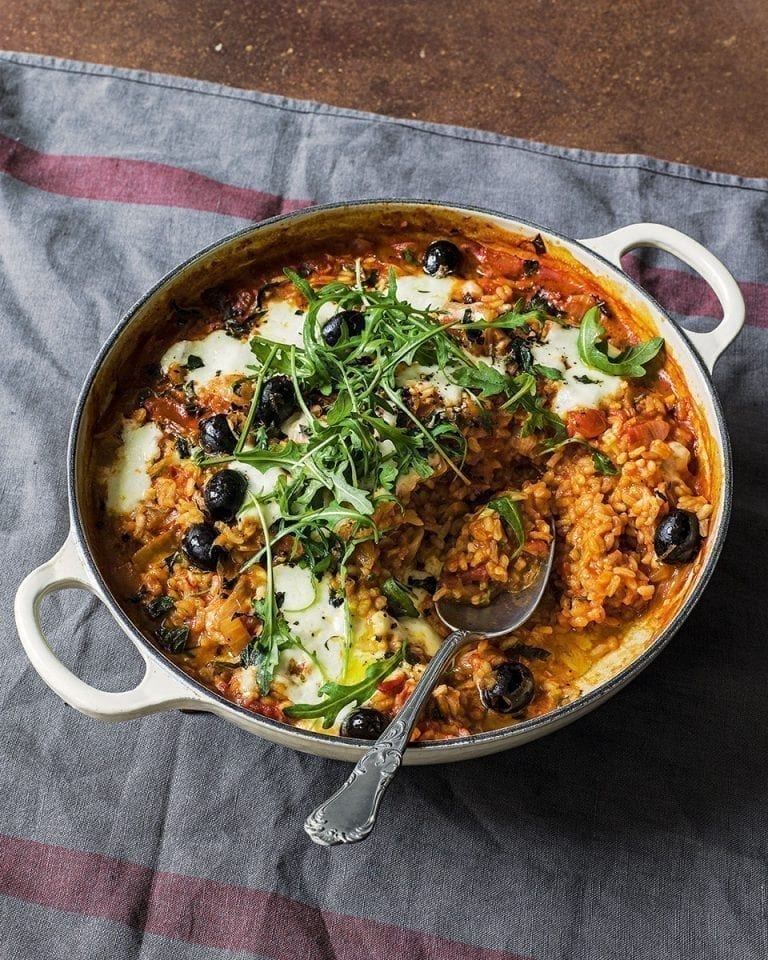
<box><xmin>579</xmin><ymin>223</ymin><xmax>745</xmax><ymax>373</ymax></box>
<box><xmin>14</xmin><ymin>533</ymin><xmax>202</xmax><ymax>720</ymax></box>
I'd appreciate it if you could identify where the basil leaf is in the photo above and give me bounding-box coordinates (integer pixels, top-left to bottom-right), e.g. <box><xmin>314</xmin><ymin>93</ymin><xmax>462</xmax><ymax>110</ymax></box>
<box><xmin>577</xmin><ymin>307</ymin><xmax>664</xmax><ymax>378</ymax></box>
<box><xmin>487</xmin><ymin>496</ymin><xmax>526</xmax><ymax>558</ymax></box>
<box><xmin>284</xmin><ymin>648</ymin><xmax>404</xmax><ymax>727</ymax></box>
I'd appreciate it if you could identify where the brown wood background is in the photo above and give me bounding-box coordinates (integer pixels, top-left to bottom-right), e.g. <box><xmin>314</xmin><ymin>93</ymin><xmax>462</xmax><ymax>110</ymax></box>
<box><xmin>2</xmin><ymin>0</ymin><xmax>766</xmax><ymax>177</ymax></box>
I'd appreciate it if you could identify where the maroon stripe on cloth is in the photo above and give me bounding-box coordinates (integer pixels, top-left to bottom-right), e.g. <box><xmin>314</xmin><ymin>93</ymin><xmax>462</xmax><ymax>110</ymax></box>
<box><xmin>623</xmin><ymin>253</ymin><xmax>766</xmax><ymax>328</ymax></box>
<box><xmin>0</xmin><ymin>132</ymin><xmax>310</xmax><ymax>220</ymax></box>
<box><xmin>0</xmin><ymin>834</ymin><xmax>530</xmax><ymax>960</ymax></box>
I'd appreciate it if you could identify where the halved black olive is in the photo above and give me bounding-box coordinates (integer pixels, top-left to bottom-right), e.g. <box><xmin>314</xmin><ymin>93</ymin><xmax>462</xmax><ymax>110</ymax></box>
<box><xmin>480</xmin><ymin>661</ymin><xmax>535</xmax><ymax>715</ymax></box>
<box><xmin>422</xmin><ymin>240</ymin><xmax>462</xmax><ymax>277</ymax></box>
<box><xmin>204</xmin><ymin>469</ymin><xmax>248</xmax><ymax>522</ymax></box>
<box><xmin>321</xmin><ymin>309</ymin><xmax>365</xmax><ymax>346</ymax></box>
<box><xmin>654</xmin><ymin>509</ymin><xmax>701</xmax><ymax>564</ymax></box>
<box><xmin>199</xmin><ymin>414</ymin><xmax>237</xmax><ymax>454</ymax></box>
<box><xmin>182</xmin><ymin>523</ymin><xmax>227</xmax><ymax>571</ymax></box>
<box><xmin>340</xmin><ymin>708</ymin><xmax>389</xmax><ymax>740</ymax></box>
<box><xmin>257</xmin><ymin>375</ymin><xmax>297</xmax><ymax>429</ymax></box>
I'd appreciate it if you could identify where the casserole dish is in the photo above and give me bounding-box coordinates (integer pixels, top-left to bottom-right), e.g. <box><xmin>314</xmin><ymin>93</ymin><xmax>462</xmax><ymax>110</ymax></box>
<box><xmin>14</xmin><ymin>200</ymin><xmax>744</xmax><ymax>764</ymax></box>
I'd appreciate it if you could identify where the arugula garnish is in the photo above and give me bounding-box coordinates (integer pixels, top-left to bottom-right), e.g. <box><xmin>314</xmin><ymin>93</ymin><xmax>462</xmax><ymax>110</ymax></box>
<box><xmin>487</xmin><ymin>495</ymin><xmax>526</xmax><ymax>558</ymax></box>
<box><xmin>577</xmin><ymin>307</ymin><xmax>664</xmax><ymax>378</ymax></box>
<box><xmin>284</xmin><ymin>647</ymin><xmax>404</xmax><ymax>727</ymax></box>
<box><xmin>542</xmin><ymin>436</ymin><xmax>619</xmax><ymax>476</ymax></box>
<box><xmin>452</xmin><ymin>362</ymin><xmax>510</xmax><ymax>398</ymax></box>
<box><xmin>239</xmin><ymin>501</ymin><xmax>299</xmax><ymax>692</ymax></box>
<box><xmin>591</xmin><ymin>448</ymin><xmax>619</xmax><ymax>476</ymax></box>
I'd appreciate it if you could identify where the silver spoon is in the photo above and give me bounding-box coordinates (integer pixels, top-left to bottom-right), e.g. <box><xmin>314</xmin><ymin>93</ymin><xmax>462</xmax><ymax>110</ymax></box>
<box><xmin>304</xmin><ymin>523</ymin><xmax>556</xmax><ymax>846</ymax></box>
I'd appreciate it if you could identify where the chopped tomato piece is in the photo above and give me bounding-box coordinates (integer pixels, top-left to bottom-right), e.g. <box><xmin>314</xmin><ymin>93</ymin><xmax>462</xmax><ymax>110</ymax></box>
<box><xmin>537</xmin><ymin>266</ymin><xmax>587</xmax><ymax>298</ymax></box>
<box><xmin>483</xmin><ymin>248</ymin><xmax>524</xmax><ymax>279</ymax></box>
<box><xmin>378</xmin><ymin>670</ymin><xmax>408</xmax><ymax>695</ymax></box>
<box><xmin>143</xmin><ymin>395</ymin><xmax>198</xmax><ymax>432</ymax></box>
<box><xmin>461</xmin><ymin>240</ymin><xmax>524</xmax><ymax>279</ymax></box>
<box><xmin>566</xmin><ymin>408</ymin><xmax>608</xmax><ymax>439</ymax></box>
<box><xmin>250</xmin><ymin>701</ymin><xmax>285</xmax><ymax>722</ymax></box>
<box><xmin>622</xmin><ymin>417</ymin><xmax>670</xmax><ymax>447</ymax></box>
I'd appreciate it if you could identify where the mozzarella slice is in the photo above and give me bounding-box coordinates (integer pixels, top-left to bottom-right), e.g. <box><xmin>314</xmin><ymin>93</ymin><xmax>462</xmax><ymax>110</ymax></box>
<box><xmin>396</xmin><ymin>363</ymin><xmax>465</xmax><ymax>406</ymax></box>
<box><xmin>235</xmin><ymin>464</ymin><xmax>284</xmax><ymax>525</ymax></box>
<box><xmin>106</xmin><ymin>421</ymin><xmax>161</xmax><ymax>514</ymax></box>
<box><xmin>532</xmin><ymin>325</ymin><xmax>625</xmax><ymax>415</ymax></box>
<box><xmin>396</xmin><ymin>274</ymin><xmax>457</xmax><ymax>312</ymax></box>
<box><xmin>160</xmin><ymin>330</ymin><xmax>254</xmax><ymax>386</ymax></box>
<box><xmin>274</xmin><ymin>571</ymin><xmax>348</xmax><ymax>704</ymax></box>
<box><xmin>273</xmin><ymin>564</ymin><xmax>317</xmax><ymax>611</ymax></box>
<box><xmin>254</xmin><ymin>299</ymin><xmax>306</xmax><ymax>346</ymax></box>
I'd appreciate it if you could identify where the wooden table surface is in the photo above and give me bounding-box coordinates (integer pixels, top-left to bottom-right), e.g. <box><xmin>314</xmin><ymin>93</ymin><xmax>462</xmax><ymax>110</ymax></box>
<box><xmin>2</xmin><ymin>0</ymin><xmax>766</xmax><ymax>178</ymax></box>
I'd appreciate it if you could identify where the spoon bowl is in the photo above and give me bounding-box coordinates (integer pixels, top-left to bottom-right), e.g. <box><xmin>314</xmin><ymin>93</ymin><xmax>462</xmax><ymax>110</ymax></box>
<box><xmin>304</xmin><ymin>520</ymin><xmax>557</xmax><ymax>846</ymax></box>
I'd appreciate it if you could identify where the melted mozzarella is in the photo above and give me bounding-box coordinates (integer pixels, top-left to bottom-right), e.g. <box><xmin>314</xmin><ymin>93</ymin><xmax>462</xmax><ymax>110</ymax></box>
<box><xmin>532</xmin><ymin>326</ymin><xmax>625</xmax><ymax>415</ymax></box>
<box><xmin>396</xmin><ymin>363</ymin><xmax>465</xmax><ymax>406</ymax></box>
<box><xmin>281</xmin><ymin>410</ymin><xmax>312</xmax><ymax>442</ymax></box>
<box><xmin>273</xmin><ymin>564</ymin><xmax>317</xmax><ymax>611</ymax></box>
<box><xmin>399</xmin><ymin>617</ymin><xmax>442</xmax><ymax>657</ymax></box>
<box><xmin>106</xmin><ymin>421</ymin><xmax>161</xmax><ymax>514</ymax></box>
<box><xmin>254</xmin><ymin>299</ymin><xmax>306</xmax><ymax>346</ymax></box>
<box><xmin>396</xmin><ymin>274</ymin><xmax>457</xmax><ymax>312</ymax></box>
<box><xmin>274</xmin><ymin>571</ymin><xmax>347</xmax><ymax>704</ymax></box>
<box><xmin>236</xmin><ymin>464</ymin><xmax>284</xmax><ymax>526</ymax></box>
<box><xmin>160</xmin><ymin>330</ymin><xmax>254</xmax><ymax>386</ymax></box>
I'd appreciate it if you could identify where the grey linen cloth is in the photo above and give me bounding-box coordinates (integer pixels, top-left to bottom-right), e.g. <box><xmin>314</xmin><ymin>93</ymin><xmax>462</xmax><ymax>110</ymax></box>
<box><xmin>0</xmin><ymin>50</ymin><xmax>766</xmax><ymax>960</ymax></box>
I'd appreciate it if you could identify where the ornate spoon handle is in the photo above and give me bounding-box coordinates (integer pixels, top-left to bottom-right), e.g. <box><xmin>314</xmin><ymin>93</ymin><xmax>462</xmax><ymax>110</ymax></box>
<box><xmin>304</xmin><ymin>629</ymin><xmax>471</xmax><ymax>846</ymax></box>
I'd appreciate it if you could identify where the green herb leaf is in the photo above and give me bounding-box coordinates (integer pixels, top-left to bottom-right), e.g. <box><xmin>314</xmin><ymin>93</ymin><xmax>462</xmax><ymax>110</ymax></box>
<box><xmin>541</xmin><ymin>436</ymin><xmax>619</xmax><ymax>476</ymax></box>
<box><xmin>238</xmin><ymin>502</ymin><xmax>300</xmax><ymax>692</ymax></box>
<box><xmin>591</xmin><ymin>448</ymin><xmax>619</xmax><ymax>476</ymax></box>
<box><xmin>155</xmin><ymin>624</ymin><xmax>189</xmax><ymax>652</ymax></box>
<box><xmin>185</xmin><ymin>354</ymin><xmax>204</xmax><ymax>370</ymax></box>
<box><xmin>487</xmin><ymin>496</ymin><xmax>526</xmax><ymax>558</ymax></box>
<box><xmin>532</xmin><ymin>363</ymin><xmax>564</xmax><ymax>381</ymax></box>
<box><xmin>451</xmin><ymin>361</ymin><xmax>510</xmax><ymax>398</ymax></box>
<box><xmin>284</xmin><ymin>647</ymin><xmax>404</xmax><ymax>727</ymax></box>
<box><xmin>145</xmin><ymin>595</ymin><xmax>175</xmax><ymax>619</ymax></box>
<box><xmin>577</xmin><ymin>307</ymin><xmax>664</xmax><ymax>378</ymax></box>
<box><xmin>382</xmin><ymin>578</ymin><xmax>419</xmax><ymax>618</ymax></box>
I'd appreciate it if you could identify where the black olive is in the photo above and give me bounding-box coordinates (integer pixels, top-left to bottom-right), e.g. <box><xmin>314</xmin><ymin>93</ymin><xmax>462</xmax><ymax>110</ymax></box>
<box><xmin>257</xmin><ymin>375</ymin><xmax>297</xmax><ymax>429</ymax></box>
<box><xmin>422</xmin><ymin>240</ymin><xmax>462</xmax><ymax>277</ymax></box>
<box><xmin>654</xmin><ymin>509</ymin><xmax>701</xmax><ymax>563</ymax></box>
<box><xmin>199</xmin><ymin>414</ymin><xmax>237</xmax><ymax>454</ymax></box>
<box><xmin>204</xmin><ymin>469</ymin><xmax>248</xmax><ymax>522</ymax></box>
<box><xmin>182</xmin><ymin>523</ymin><xmax>227</xmax><ymax>571</ymax></box>
<box><xmin>480</xmin><ymin>661</ymin><xmax>535</xmax><ymax>715</ymax></box>
<box><xmin>321</xmin><ymin>309</ymin><xmax>365</xmax><ymax>346</ymax></box>
<box><xmin>523</xmin><ymin>259</ymin><xmax>539</xmax><ymax>276</ymax></box>
<box><xmin>340</xmin><ymin>708</ymin><xmax>389</xmax><ymax>740</ymax></box>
